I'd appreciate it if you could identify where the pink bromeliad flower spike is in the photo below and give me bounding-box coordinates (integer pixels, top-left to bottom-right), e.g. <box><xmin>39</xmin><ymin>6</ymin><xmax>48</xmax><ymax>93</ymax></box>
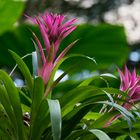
<box><xmin>118</xmin><ymin>65</ymin><xmax>140</xmax><ymax>109</ymax></box>
<box><xmin>106</xmin><ymin>66</ymin><xmax>140</xmax><ymax>126</ymax></box>
<box><xmin>30</xmin><ymin>12</ymin><xmax>77</xmax><ymax>85</ymax></box>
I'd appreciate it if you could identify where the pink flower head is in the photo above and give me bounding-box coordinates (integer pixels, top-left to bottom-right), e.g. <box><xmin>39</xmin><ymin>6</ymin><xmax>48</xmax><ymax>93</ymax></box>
<box><xmin>118</xmin><ymin>66</ymin><xmax>140</xmax><ymax>108</ymax></box>
<box><xmin>105</xmin><ymin>66</ymin><xmax>140</xmax><ymax>126</ymax></box>
<box><xmin>30</xmin><ymin>12</ymin><xmax>77</xmax><ymax>84</ymax></box>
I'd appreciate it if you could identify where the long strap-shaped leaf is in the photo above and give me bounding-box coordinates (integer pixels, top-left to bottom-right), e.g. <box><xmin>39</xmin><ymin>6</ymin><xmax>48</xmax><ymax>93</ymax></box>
<box><xmin>0</xmin><ymin>70</ymin><xmax>26</xmax><ymax>140</ymax></box>
<box><xmin>48</xmin><ymin>99</ymin><xmax>62</xmax><ymax>140</ymax></box>
<box><xmin>89</xmin><ymin>129</ymin><xmax>111</xmax><ymax>140</ymax></box>
<box><xmin>60</xmin><ymin>86</ymin><xmax>126</xmax><ymax>117</ymax></box>
<box><xmin>46</xmin><ymin>54</ymin><xmax>96</xmax><ymax>95</ymax></box>
<box><xmin>29</xmin><ymin>99</ymin><xmax>49</xmax><ymax>140</ymax></box>
<box><xmin>9</xmin><ymin>50</ymin><xmax>33</xmax><ymax>97</ymax></box>
<box><xmin>97</xmin><ymin>101</ymin><xmax>135</xmax><ymax>130</ymax></box>
<box><xmin>64</xmin><ymin>129</ymin><xmax>111</xmax><ymax>140</ymax></box>
<box><xmin>30</xmin><ymin>77</ymin><xmax>44</xmax><ymax>140</ymax></box>
<box><xmin>0</xmin><ymin>85</ymin><xmax>17</xmax><ymax>139</ymax></box>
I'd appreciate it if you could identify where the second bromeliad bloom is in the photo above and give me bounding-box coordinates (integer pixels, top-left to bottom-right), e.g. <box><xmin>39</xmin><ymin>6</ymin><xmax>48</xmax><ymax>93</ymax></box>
<box><xmin>118</xmin><ymin>66</ymin><xmax>140</xmax><ymax>109</ymax></box>
<box><xmin>106</xmin><ymin>66</ymin><xmax>140</xmax><ymax>126</ymax></box>
<box><xmin>30</xmin><ymin>12</ymin><xmax>77</xmax><ymax>84</ymax></box>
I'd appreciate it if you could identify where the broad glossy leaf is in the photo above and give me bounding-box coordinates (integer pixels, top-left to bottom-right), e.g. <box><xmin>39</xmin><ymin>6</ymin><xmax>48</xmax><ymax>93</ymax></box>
<box><xmin>0</xmin><ymin>0</ymin><xmax>25</xmax><ymax>35</ymax></box>
<box><xmin>60</xmin><ymin>24</ymin><xmax>129</xmax><ymax>71</ymax></box>
<box><xmin>0</xmin><ymin>24</ymin><xmax>129</xmax><ymax>74</ymax></box>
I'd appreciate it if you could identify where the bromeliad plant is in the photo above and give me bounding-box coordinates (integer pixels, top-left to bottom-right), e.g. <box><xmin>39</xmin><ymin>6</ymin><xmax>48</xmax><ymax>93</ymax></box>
<box><xmin>30</xmin><ymin>12</ymin><xmax>77</xmax><ymax>86</ymax></box>
<box><xmin>0</xmin><ymin>12</ymin><xmax>140</xmax><ymax>140</ymax></box>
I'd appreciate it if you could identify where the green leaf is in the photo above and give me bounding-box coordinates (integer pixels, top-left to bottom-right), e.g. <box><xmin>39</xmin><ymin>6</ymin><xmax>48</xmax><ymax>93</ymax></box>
<box><xmin>130</xmin><ymin>133</ymin><xmax>140</xmax><ymax>140</ymax></box>
<box><xmin>0</xmin><ymin>0</ymin><xmax>25</xmax><ymax>35</ymax></box>
<box><xmin>78</xmin><ymin>73</ymin><xmax>118</xmax><ymax>87</ymax></box>
<box><xmin>9</xmin><ymin>50</ymin><xmax>33</xmax><ymax>97</ymax></box>
<box><xmin>100</xmin><ymin>73</ymin><xmax>118</xmax><ymax>79</ymax></box>
<box><xmin>103</xmin><ymin>120</ymin><xmax>140</xmax><ymax>134</ymax></box>
<box><xmin>97</xmin><ymin>101</ymin><xmax>135</xmax><ymax>121</ymax></box>
<box><xmin>64</xmin><ymin>129</ymin><xmax>111</xmax><ymax>140</ymax></box>
<box><xmin>61</xmin><ymin>95</ymin><xmax>129</xmax><ymax>138</ymax></box>
<box><xmin>0</xmin><ymin>24</ymin><xmax>129</xmax><ymax>74</ymax></box>
<box><xmin>60</xmin><ymin>86</ymin><xmax>126</xmax><ymax>117</ymax></box>
<box><xmin>29</xmin><ymin>99</ymin><xmax>50</xmax><ymax>140</ymax></box>
<box><xmin>19</xmin><ymin>89</ymin><xmax>31</xmax><ymax>107</ymax></box>
<box><xmin>115</xmin><ymin>135</ymin><xmax>128</xmax><ymax>140</ymax></box>
<box><xmin>96</xmin><ymin>101</ymin><xmax>136</xmax><ymax>131</ymax></box>
<box><xmin>0</xmin><ymin>85</ymin><xmax>17</xmax><ymax>131</ymax></box>
<box><xmin>89</xmin><ymin>129</ymin><xmax>111</xmax><ymax>140</ymax></box>
<box><xmin>48</xmin><ymin>99</ymin><xmax>62</xmax><ymax>140</ymax></box>
<box><xmin>31</xmin><ymin>77</ymin><xmax>44</xmax><ymax>118</ymax></box>
<box><xmin>90</xmin><ymin>111</ymin><xmax>118</xmax><ymax>129</ymax></box>
<box><xmin>32</xmin><ymin>51</ymin><xmax>38</xmax><ymax>77</ymax></box>
<box><xmin>60</xmin><ymin>24</ymin><xmax>129</xmax><ymax>71</ymax></box>
<box><xmin>30</xmin><ymin>77</ymin><xmax>44</xmax><ymax>139</ymax></box>
<box><xmin>62</xmin><ymin>102</ymin><xmax>96</xmax><ymax>138</ymax></box>
<box><xmin>0</xmin><ymin>108</ymin><xmax>15</xmax><ymax>140</ymax></box>
<box><xmin>45</xmin><ymin>54</ymin><xmax>96</xmax><ymax>96</ymax></box>
<box><xmin>0</xmin><ymin>70</ymin><xmax>26</xmax><ymax>140</ymax></box>
<box><xmin>64</xmin><ymin>130</ymin><xmax>88</xmax><ymax>140</ymax></box>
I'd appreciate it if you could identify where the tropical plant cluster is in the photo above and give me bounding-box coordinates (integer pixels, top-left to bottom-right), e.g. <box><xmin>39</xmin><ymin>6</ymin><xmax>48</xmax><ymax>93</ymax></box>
<box><xmin>0</xmin><ymin>10</ymin><xmax>140</xmax><ymax>140</ymax></box>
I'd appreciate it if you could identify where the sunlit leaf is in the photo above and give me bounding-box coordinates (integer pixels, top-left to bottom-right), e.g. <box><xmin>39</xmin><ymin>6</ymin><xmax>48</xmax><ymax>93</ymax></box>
<box><xmin>48</xmin><ymin>99</ymin><xmax>62</xmax><ymax>140</ymax></box>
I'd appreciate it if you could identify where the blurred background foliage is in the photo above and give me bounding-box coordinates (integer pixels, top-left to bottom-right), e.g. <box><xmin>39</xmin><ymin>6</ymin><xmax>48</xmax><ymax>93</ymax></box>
<box><xmin>1</xmin><ymin>0</ymin><xmax>139</xmax><ymax>88</ymax></box>
<box><xmin>0</xmin><ymin>1</ymin><xmax>140</xmax><ymax>139</ymax></box>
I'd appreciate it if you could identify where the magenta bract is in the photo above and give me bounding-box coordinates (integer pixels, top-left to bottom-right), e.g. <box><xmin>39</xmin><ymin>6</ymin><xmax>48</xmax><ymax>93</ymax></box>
<box><xmin>105</xmin><ymin>66</ymin><xmax>140</xmax><ymax>126</ymax></box>
<box><xmin>118</xmin><ymin>66</ymin><xmax>140</xmax><ymax>109</ymax></box>
<box><xmin>30</xmin><ymin>12</ymin><xmax>77</xmax><ymax>84</ymax></box>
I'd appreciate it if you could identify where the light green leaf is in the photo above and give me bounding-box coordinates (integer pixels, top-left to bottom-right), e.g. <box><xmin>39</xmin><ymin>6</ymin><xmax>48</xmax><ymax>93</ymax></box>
<box><xmin>32</xmin><ymin>51</ymin><xmax>38</xmax><ymax>77</ymax></box>
<box><xmin>0</xmin><ymin>0</ymin><xmax>25</xmax><ymax>34</ymax></box>
<box><xmin>9</xmin><ymin>50</ymin><xmax>33</xmax><ymax>97</ymax></box>
<box><xmin>48</xmin><ymin>99</ymin><xmax>62</xmax><ymax>140</ymax></box>
<box><xmin>100</xmin><ymin>73</ymin><xmax>118</xmax><ymax>79</ymax></box>
<box><xmin>64</xmin><ymin>129</ymin><xmax>111</xmax><ymax>140</ymax></box>
<box><xmin>89</xmin><ymin>129</ymin><xmax>111</xmax><ymax>140</ymax></box>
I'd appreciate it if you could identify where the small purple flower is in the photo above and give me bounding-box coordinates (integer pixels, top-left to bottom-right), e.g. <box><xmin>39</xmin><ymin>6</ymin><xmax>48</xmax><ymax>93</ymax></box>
<box><xmin>29</xmin><ymin>12</ymin><xmax>77</xmax><ymax>84</ymax></box>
